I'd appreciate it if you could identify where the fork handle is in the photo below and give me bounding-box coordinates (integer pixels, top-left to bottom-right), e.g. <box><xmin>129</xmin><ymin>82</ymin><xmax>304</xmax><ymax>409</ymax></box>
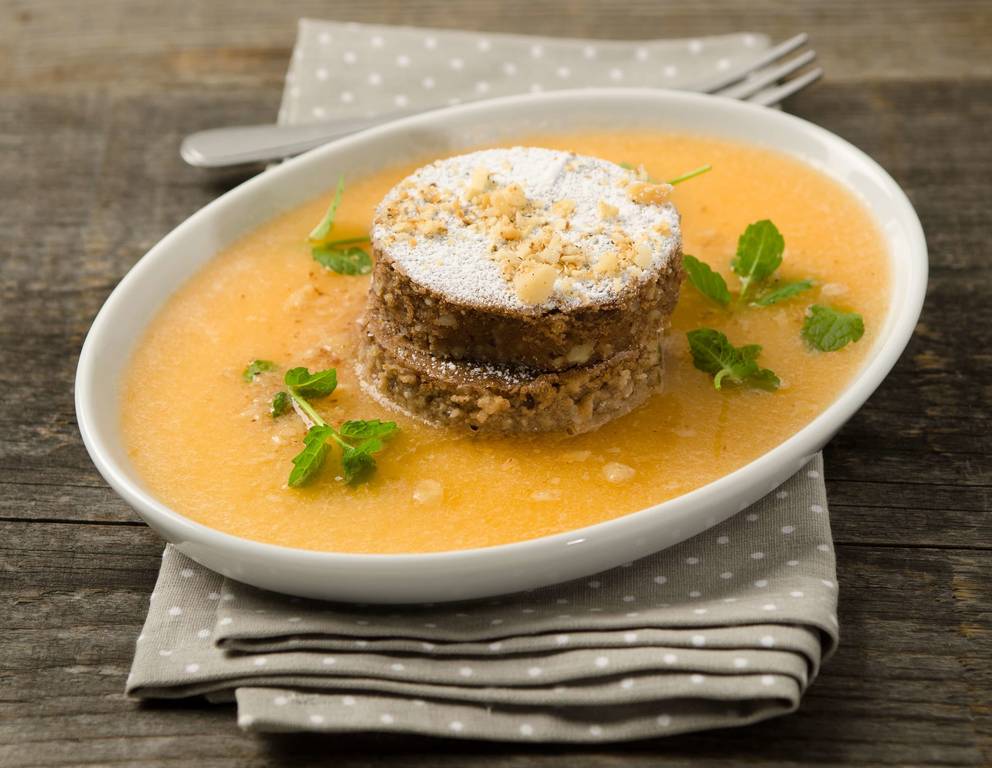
<box><xmin>180</xmin><ymin>112</ymin><xmax>419</xmax><ymax>168</ymax></box>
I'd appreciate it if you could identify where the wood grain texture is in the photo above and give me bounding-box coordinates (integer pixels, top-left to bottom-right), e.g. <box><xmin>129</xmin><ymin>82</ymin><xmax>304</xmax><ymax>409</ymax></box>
<box><xmin>1</xmin><ymin>0</ymin><xmax>990</xmax><ymax>765</ymax></box>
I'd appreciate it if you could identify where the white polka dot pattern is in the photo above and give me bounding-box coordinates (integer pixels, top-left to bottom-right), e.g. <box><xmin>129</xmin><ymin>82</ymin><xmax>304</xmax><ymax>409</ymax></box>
<box><xmin>278</xmin><ymin>20</ymin><xmax>772</xmax><ymax>127</ymax></box>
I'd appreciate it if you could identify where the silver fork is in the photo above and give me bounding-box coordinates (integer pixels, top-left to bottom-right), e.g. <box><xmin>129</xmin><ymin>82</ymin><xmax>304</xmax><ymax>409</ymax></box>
<box><xmin>181</xmin><ymin>34</ymin><xmax>821</xmax><ymax>168</ymax></box>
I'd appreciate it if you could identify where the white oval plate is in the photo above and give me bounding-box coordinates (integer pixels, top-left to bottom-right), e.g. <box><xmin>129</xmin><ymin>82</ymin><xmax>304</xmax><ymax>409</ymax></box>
<box><xmin>75</xmin><ymin>89</ymin><xmax>927</xmax><ymax>603</ymax></box>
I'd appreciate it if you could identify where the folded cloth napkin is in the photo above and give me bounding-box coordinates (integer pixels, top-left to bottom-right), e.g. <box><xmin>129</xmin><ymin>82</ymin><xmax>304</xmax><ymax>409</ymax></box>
<box><xmin>279</xmin><ymin>19</ymin><xmax>770</xmax><ymax>124</ymax></box>
<box><xmin>127</xmin><ymin>20</ymin><xmax>840</xmax><ymax>742</ymax></box>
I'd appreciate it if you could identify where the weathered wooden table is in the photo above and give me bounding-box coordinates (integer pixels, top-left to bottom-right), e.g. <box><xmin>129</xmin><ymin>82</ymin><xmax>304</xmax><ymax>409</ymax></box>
<box><xmin>2</xmin><ymin>1</ymin><xmax>989</xmax><ymax>765</ymax></box>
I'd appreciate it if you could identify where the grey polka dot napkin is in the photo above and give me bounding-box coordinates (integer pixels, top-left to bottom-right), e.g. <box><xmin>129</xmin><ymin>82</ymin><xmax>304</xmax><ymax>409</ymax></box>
<box><xmin>279</xmin><ymin>19</ymin><xmax>770</xmax><ymax>124</ymax></box>
<box><xmin>126</xmin><ymin>21</ymin><xmax>840</xmax><ymax>742</ymax></box>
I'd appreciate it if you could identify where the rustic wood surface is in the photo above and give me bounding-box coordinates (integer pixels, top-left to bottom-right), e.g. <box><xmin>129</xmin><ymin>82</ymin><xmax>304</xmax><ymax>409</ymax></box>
<box><xmin>1</xmin><ymin>1</ymin><xmax>990</xmax><ymax>765</ymax></box>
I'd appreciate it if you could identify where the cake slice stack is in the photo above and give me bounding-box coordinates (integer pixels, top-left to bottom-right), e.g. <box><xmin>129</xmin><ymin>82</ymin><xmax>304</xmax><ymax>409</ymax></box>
<box><xmin>357</xmin><ymin>147</ymin><xmax>684</xmax><ymax>434</ymax></box>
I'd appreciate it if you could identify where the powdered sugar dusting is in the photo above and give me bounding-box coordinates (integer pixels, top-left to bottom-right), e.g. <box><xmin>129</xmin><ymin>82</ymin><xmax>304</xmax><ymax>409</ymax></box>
<box><xmin>372</xmin><ymin>147</ymin><xmax>681</xmax><ymax>311</ymax></box>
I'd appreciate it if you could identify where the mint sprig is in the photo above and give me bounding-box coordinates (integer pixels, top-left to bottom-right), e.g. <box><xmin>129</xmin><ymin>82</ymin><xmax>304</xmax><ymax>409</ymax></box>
<box><xmin>281</xmin><ymin>369</ymin><xmax>397</xmax><ymax>487</ymax></box>
<box><xmin>683</xmin><ymin>220</ymin><xmax>816</xmax><ymax>312</ymax></box>
<box><xmin>245</xmin><ymin>360</ymin><xmax>398</xmax><ymax>486</ymax></box>
<box><xmin>307</xmin><ymin>176</ymin><xmax>372</xmax><ymax>276</ymax></box>
<box><xmin>802</xmin><ymin>305</ymin><xmax>865</xmax><ymax>351</ymax></box>
<box><xmin>686</xmin><ymin>329</ymin><xmax>780</xmax><ymax>391</ymax></box>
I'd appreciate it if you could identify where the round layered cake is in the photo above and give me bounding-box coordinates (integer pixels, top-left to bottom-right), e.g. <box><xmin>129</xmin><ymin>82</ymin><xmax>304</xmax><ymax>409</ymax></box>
<box><xmin>358</xmin><ymin>146</ymin><xmax>683</xmax><ymax>434</ymax></box>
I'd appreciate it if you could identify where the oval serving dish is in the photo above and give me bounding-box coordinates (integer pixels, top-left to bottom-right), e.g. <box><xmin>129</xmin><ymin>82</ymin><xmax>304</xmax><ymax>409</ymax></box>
<box><xmin>75</xmin><ymin>89</ymin><xmax>927</xmax><ymax>603</ymax></box>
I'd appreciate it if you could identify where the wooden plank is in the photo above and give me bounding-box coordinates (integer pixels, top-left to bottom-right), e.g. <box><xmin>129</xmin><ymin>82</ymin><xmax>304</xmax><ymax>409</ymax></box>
<box><xmin>3</xmin><ymin>0</ymin><xmax>992</xmax><ymax>88</ymax></box>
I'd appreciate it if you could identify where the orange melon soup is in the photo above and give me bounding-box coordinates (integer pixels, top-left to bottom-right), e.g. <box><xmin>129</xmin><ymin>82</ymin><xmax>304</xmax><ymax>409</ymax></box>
<box><xmin>120</xmin><ymin>132</ymin><xmax>889</xmax><ymax>553</ymax></box>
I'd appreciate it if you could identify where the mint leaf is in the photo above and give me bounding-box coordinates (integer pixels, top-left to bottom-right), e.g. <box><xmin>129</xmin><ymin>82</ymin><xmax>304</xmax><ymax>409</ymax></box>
<box><xmin>731</xmin><ymin>220</ymin><xmax>785</xmax><ymax>300</ymax></box>
<box><xmin>341</xmin><ymin>445</ymin><xmax>377</xmax><ymax>484</ymax></box>
<box><xmin>802</xmin><ymin>305</ymin><xmax>865</xmax><ymax>351</ymax></box>
<box><xmin>270</xmin><ymin>391</ymin><xmax>291</xmax><ymax>418</ymax></box>
<box><xmin>683</xmin><ymin>254</ymin><xmax>731</xmax><ymax>306</ymax></box>
<box><xmin>308</xmin><ymin>176</ymin><xmax>345</xmax><ymax>244</ymax></box>
<box><xmin>284</xmin><ymin>367</ymin><xmax>338</xmax><ymax>398</ymax></box>
<box><xmin>336</xmin><ymin>420</ymin><xmax>398</xmax><ymax>484</ymax></box>
<box><xmin>753</xmin><ymin>279</ymin><xmax>814</xmax><ymax>307</ymax></box>
<box><xmin>338</xmin><ymin>419</ymin><xmax>398</xmax><ymax>441</ymax></box>
<box><xmin>312</xmin><ymin>244</ymin><xmax>372</xmax><ymax>275</ymax></box>
<box><xmin>242</xmin><ymin>359</ymin><xmax>276</xmax><ymax>382</ymax></box>
<box><xmin>288</xmin><ymin>425</ymin><xmax>335</xmax><ymax>487</ymax></box>
<box><xmin>686</xmin><ymin>328</ymin><xmax>780</xmax><ymax>391</ymax></box>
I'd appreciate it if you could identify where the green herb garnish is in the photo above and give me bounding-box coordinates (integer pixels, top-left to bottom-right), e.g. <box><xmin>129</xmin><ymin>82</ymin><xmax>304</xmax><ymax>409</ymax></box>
<box><xmin>280</xmin><ymin>368</ymin><xmax>397</xmax><ymax>486</ymax></box>
<box><xmin>337</xmin><ymin>420</ymin><xmax>399</xmax><ymax>483</ymax></box>
<box><xmin>312</xmin><ymin>244</ymin><xmax>372</xmax><ymax>275</ymax></box>
<box><xmin>338</xmin><ymin>419</ymin><xmax>400</xmax><ymax>441</ymax></box>
<box><xmin>683</xmin><ymin>221</ymin><xmax>814</xmax><ymax>310</ymax></box>
<box><xmin>686</xmin><ymin>329</ymin><xmax>780</xmax><ymax>391</ymax></box>
<box><xmin>307</xmin><ymin>176</ymin><xmax>373</xmax><ymax>275</ymax></box>
<box><xmin>308</xmin><ymin>177</ymin><xmax>345</xmax><ymax>243</ymax></box>
<box><xmin>243</xmin><ymin>358</ymin><xmax>397</xmax><ymax>485</ymax></box>
<box><xmin>752</xmin><ymin>280</ymin><xmax>814</xmax><ymax>307</ymax></box>
<box><xmin>801</xmin><ymin>305</ymin><xmax>865</xmax><ymax>351</ymax></box>
<box><xmin>666</xmin><ymin>164</ymin><xmax>712</xmax><ymax>186</ymax></box>
<box><xmin>242</xmin><ymin>359</ymin><xmax>277</xmax><ymax>382</ymax></box>
<box><xmin>289</xmin><ymin>425</ymin><xmax>336</xmax><ymax>487</ymax></box>
<box><xmin>270</xmin><ymin>390</ymin><xmax>291</xmax><ymax>418</ymax></box>
<box><xmin>284</xmin><ymin>366</ymin><xmax>338</xmax><ymax>398</ymax></box>
<box><xmin>683</xmin><ymin>254</ymin><xmax>731</xmax><ymax>306</ymax></box>
<box><xmin>731</xmin><ymin>220</ymin><xmax>785</xmax><ymax>302</ymax></box>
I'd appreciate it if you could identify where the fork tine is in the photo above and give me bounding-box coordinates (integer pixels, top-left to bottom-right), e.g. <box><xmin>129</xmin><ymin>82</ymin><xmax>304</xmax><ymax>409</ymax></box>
<box><xmin>697</xmin><ymin>33</ymin><xmax>809</xmax><ymax>94</ymax></box>
<box><xmin>717</xmin><ymin>50</ymin><xmax>817</xmax><ymax>100</ymax></box>
<box><xmin>746</xmin><ymin>67</ymin><xmax>824</xmax><ymax>107</ymax></box>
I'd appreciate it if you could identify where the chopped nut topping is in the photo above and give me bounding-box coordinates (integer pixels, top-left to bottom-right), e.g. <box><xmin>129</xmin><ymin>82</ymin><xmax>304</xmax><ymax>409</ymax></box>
<box><xmin>593</xmin><ymin>249</ymin><xmax>618</xmax><ymax>276</ymax></box>
<box><xmin>513</xmin><ymin>263</ymin><xmax>558</xmax><ymax>304</ymax></box>
<box><xmin>628</xmin><ymin>181</ymin><xmax>674</xmax><ymax>205</ymax></box>
<box><xmin>378</xmin><ymin>150</ymin><xmax>679</xmax><ymax>306</ymax></box>
<box><xmin>418</xmin><ymin>219</ymin><xmax>447</xmax><ymax>236</ymax></box>
<box><xmin>633</xmin><ymin>239</ymin><xmax>654</xmax><ymax>268</ymax></box>
<box><xmin>465</xmin><ymin>165</ymin><xmax>492</xmax><ymax>198</ymax></box>
<box><xmin>598</xmin><ymin>200</ymin><xmax>619</xmax><ymax>220</ymax></box>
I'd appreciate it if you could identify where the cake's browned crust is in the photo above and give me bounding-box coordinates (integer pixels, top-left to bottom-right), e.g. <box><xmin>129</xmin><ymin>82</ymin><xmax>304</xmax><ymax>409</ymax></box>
<box><xmin>356</xmin><ymin>311</ymin><xmax>666</xmax><ymax>435</ymax></box>
<box><xmin>369</xmin><ymin>245</ymin><xmax>683</xmax><ymax>371</ymax></box>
